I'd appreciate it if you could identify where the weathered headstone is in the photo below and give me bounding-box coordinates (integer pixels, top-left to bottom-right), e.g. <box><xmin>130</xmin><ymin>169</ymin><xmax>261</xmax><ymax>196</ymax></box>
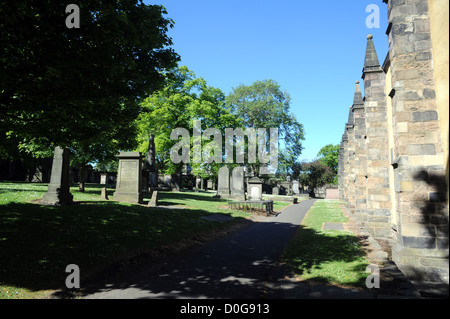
<box><xmin>42</xmin><ymin>147</ymin><xmax>73</xmax><ymax>205</ymax></box>
<box><xmin>231</xmin><ymin>167</ymin><xmax>245</xmax><ymax>200</ymax></box>
<box><xmin>293</xmin><ymin>181</ymin><xmax>300</xmax><ymax>194</ymax></box>
<box><xmin>148</xmin><ymin>190</ymin><xmax>159</xmax><ymax>207</ymax></box>
<box><xmin>101</xmin><ymin>187</ymin><xmax>109</xmax><ymax>200</ymax></box>
<box><xmin>247</xmin><ymin>177</ymin><xmax>263</xmax><ymax>201</ymax></box>
<box><xmin>195</xmin><ymin>177</ymin><xmax>202</xmax><ymax>191</ymax></box>
<box><xmin>279</xmin><ymin>181</ymin><xmax>292</xmax><ymax>196</ymax></box>
<box><xmin>100</xmin><ymin>173</ymin><xmax>107</xmax><ymax>185</ymax></box>
<box><xmin>217</xmin><ymin>166</ymin><xmax>230</xmax><ymax>197</ymax></box>
<box><xmin>113</xmin><ymin>152</ymin><xmax>143</xmax><ymax>204</ymax></box>
<box><xmin>272</xmin><ymin>186</ymin><xmax>279</xmax><ymax>195</ymax></box>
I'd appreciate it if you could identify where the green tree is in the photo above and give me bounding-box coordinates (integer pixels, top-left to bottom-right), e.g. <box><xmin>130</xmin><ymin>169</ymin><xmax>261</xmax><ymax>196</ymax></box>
<box><xmin>136</xmin><ymin>66</ymin><xmax>240</xmax><ymax>179</ymax></box>
<box><xmin>299</xmin><ymin>160</ymin><xmax>335</xmax><ymax>196</ymax></box>
<box><xmin>317</xmin><ymin>144</ymin><xmax>340</xmax><ymax>174</ymax></box>
<box><xmin>225</xmin><ymin>79</ymin><xmax>304</xmax><ymax>176</ymax></box>
<box><xmin>1</xmin><ymin>1</ymin><xmax>179</xmax><ymax>148</ymax></box>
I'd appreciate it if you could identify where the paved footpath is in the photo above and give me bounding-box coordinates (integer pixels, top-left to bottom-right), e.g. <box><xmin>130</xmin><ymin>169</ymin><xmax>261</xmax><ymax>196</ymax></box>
<box><xmin>83</xmin><ymin>199</ymin><xmax>316</xmax><ymax>299</ymax></box>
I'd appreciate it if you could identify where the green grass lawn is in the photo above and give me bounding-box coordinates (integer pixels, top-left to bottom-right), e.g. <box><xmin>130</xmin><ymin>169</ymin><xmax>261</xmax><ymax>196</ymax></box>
<box><xmin>282</xmin><ymin>199</ymin><xmax>370</xmax><ymax>287</ymax></box>
<box><xmin>0</xmin><ymin>181</ymin><xmax>291</xmax><ymax>299</ymax></box>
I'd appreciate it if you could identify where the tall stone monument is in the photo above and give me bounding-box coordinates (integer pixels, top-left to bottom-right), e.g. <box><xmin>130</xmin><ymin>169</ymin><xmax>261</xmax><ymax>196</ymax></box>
<box><xmin>292</xmin><ymin>181</ymin><xmax>300</xmax><ymax>194</ymax></box>
<box><xmin>217</xmin><ymin>166</ymin><xmax>230</xmax><ymax>197</ymax></box>
<box><xmin>231</xmin><ymin>166</ymin><xmax>245</xmax><ymax>200</ymax></box>
<box><xmin>113</xmin><ymin>152</ymin><xmax>143</xmax><ymax>204</ymax></box>
<box><xmin>144</xmin><ymin>134</ymin><xmax>158</xmax><ymax>189</ymax></box>
<box><xmin>42</xmin><ymin>147</ymin><xmax>73</xmax><ymax>205</ymax></box>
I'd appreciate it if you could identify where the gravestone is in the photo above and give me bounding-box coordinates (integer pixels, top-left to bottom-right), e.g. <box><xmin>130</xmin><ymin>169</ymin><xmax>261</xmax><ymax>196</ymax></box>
<box><xmin>30</xmin><ymin>158</ymin><xmax>52</xmax><ymax>183</ymax></box>
<box><xmin>217</xmin><ymin>166</ymin><xmax>230</xmax><ymax>197</ymax></box>
<box><xmin>247</xmin><ymin>177</ymin><xmax>263</xmax><ymax>201</ymax></box>
<box><xmin>272</xmin><ymin>186</ymin><xmax>279</xmax><ymax>195</ymax></box>
<box><xmin>113</xmin><ymin>152</ymin><xmax>143</xmax><ymax>204</ymax></box>
<box><xmin>231</xmin><ymin>167</ymin><xmax>245</xmax><ymax>200</ymax></box>
<box><xmin>42</xmin><ymin>147</ymin><xmax>73</xmax><ymax>205</ymax></box>
<box><xmin>207</xmin><ymin>179</ymin><xmax>213</xmax><ymax>190</ymax></box>
<box><xmin>148</xmin><ymin>190</ymin><xmax>159</xmax><ymax>207</ymax></box>
<box><xmin>100</xmin><ymin>173</ymin><xmax>107</xmax><ymax>185</ymax></box>
<box><xmin>293</xmin><ymin>181</ymin><xmax>300</xmax><ymax>194</ymax></box>
<box><xmin>279</xmin><ymin>181</ymin><xmax>292</xmax><ymax>196</ymax></box>
<box><xmin>101</xmin><ymin>187</ymin><xmax>109</xmax><ymax>200</ymax></box>
<box><xmin>195</xmin><ymin>177</ymin><xmax>202</xmax><ymax>191</ymax></box>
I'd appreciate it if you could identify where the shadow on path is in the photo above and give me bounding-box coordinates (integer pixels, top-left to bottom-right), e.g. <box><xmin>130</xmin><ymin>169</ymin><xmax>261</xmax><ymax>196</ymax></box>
<box><xmin>82</xmin><ymin>200</ymin><xmax>317</xmax><ymax>299</ymax></box>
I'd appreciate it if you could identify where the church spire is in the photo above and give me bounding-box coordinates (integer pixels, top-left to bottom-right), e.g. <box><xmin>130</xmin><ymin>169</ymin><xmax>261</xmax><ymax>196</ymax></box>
<box><xmin>362</xmin><ymin>34</ymin><xmax>383</xmax><ymax>78</ymax></box>
<box><xmin>352</xmin><ymin>81</ymin><xmax>364</xmax><ymax>109</ymax></box>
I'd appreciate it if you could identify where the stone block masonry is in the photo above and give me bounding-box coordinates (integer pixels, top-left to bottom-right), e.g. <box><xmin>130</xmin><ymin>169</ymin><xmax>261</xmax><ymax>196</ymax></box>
<box><xmin>352</xmin><ymin>81</ymin><xmax>368</xmax><ymax>226</ymax></box>
<box><xmin>338</xmin><ymin>0</ymin><xmax>448</xmax><ymax>285</ymax></box>
<box><xmin>362</xmin><ymin>35</ymin><xmax>392</xmax><ymax>242</ymax></box>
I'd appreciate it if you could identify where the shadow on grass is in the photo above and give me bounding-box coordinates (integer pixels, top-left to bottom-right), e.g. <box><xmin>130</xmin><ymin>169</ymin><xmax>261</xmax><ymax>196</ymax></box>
<box><xmin>0</xmin><ymin>188</ymin><xmax>48</xmax><ymax>194</ymax></box>
<box><xmin>160</xmin><ymin>191</ymin><xmax>230</xmax><ymax>203</ymax></box>
<box><xmin>282</xmin><ymin>225</ymin><xmax>369</xmax><ymax>287</ymax></box>
<box><xmin>0</xmin><ymin>196</ymin><xmax>243</xmax><ymax>294</ymax></box>
<box><xmin>72</xmin><ymin>187</ymin><xmax>230</xmax><ymax>203</ymax></box>
<box><xmin>0</xmin><ymin>195</ymin><xmax>369</xmax><ymax>298</ymax></box>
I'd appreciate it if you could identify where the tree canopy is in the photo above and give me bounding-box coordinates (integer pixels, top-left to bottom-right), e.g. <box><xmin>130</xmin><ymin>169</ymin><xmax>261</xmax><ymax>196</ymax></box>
<box><xmin>226</xmin><ymin>79</ymin><xmax>304</xmax><ymax>176</ymax></box>
<box><xmin>1</xmin><ymin>0</ymin><xmax>179</xmax><ymax>148</ymax></box>
<box><xmin>1</xmin><ymin>2</ymin><xmax>308</xmax><ymax>183</ymax></box>
<box><xmin>317</xmin><ymin>144</ymin><xmax>340</xmax><ymax>174</ymax></box>
<box><xmin>135</xmin><ymin>66</ymin><xmax>240</xmax><ymax>177</ymax></box>
<box><xmin>298</xmin><ymin>160</ymin><xmax>335</xmax><ymax>195</ymax></box>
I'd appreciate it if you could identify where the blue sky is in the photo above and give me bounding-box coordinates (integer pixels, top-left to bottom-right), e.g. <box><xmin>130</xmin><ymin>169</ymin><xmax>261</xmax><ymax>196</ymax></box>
<box><xmin>148</xmin><ymin>0</ymin><xmax>389</xmax><ymax>162</ymax></box>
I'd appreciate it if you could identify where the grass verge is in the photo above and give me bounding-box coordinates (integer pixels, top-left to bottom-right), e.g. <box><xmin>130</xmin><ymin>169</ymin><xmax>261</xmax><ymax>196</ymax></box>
<box><xmin>281</xmin><ymin>199</ymin><xmax>369</xmax><ymax>287</ymax></box>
